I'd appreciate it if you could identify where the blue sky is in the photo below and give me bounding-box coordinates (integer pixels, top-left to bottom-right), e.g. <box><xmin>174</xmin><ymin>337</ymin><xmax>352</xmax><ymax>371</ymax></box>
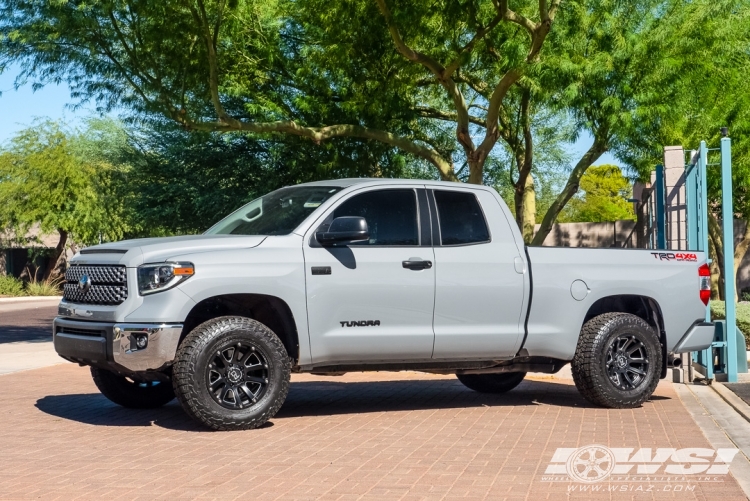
<box><xmin>0</xmin><ymin>65</ymin><xmax>92</xmax><ymax>143</ymax></box>
<box><xmin>0</xmin><ymin>64</ymin><xmax>623</xmax><ymax>168</ymax></box>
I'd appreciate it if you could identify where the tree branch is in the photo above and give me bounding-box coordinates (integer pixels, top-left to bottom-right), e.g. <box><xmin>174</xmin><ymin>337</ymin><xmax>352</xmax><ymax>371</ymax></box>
<box><xmin>374</xmin><ymin>0</ymin><xmax>474</xmax><ymax>154</ymax></box>
<box><xmin>454</xmin><ymin>72</ymin><xmax>490</xmax><ymax>98</ymax></box>
<box><xmin>179</xmin><ymin>118</ymin><xmax>458</xmax><ymax>181</ymax></box>
<box><xmin>531</xmin><ymin>133</ymin><xmax>609</xmax><ymax>245</ymax></box>
<box><xmin>444</xmin><ymin>12</ymin><xmax>504</xmax><ymax>77</ymax></box>
<box><xmin>186</xmin><ymin>0</ymin><xmax>239</xmax><ymax>127</ymax></box>
<box><xmin>415</xmin><ymin>106</ymin><xmax>487</xmax><ymax>128</ymax></box>
<box><xmin>516</xmin><ymin>88</ymin><xmax>533</xmax><ymax>190</ymax></box>
<box><xmin>495</xmin><ymin>0</ymin><xmax>537</xmax><ymax>35</ymax></box>
<box><xmin>471</xmin><ymin>67</ymin><xmax>522</xmax><ymax>177</ymax></box>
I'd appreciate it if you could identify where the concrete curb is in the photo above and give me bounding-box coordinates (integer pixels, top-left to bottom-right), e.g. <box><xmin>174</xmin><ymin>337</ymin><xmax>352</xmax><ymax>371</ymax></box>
<box><xmin>712</xmin><ymin>382</ymin><xmax>750</xmax><ymax>424</ymax></box>
<box><xmin>0</xmin><ymin>296</ymin><xmax>62</xmax><ymax>304</ymax></box>
<box><xmin>675</xmin><ymin>382</ymin><xmax>750</xmax><ymax>499</ymax></box>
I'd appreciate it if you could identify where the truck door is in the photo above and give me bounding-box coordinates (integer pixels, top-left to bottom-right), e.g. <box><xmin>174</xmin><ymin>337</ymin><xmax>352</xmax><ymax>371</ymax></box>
<box><xmin>429</xmin><ymin>188</ymin><xmax>526</xmax><ymax>359</ymax></box>
<box><xmin>303</xmin><ymin>187</ymin><xmax>436</xmax><ymax>364</ymax></box>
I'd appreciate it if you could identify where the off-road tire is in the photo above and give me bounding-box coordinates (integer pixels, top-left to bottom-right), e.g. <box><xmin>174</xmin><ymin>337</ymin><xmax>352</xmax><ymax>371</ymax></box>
<box><xmin>572</xmin><ymin>312</ymin><xmax>662</xmax><ymax>409</ymax></box>
<box><xmin>172</xmin><ymin>316</ymin><xmax>291</xmax><ymax>431</ymax></box>
<box><xmin>91</xmin><ymin>367</ymin><xmax>175</xmax><ymax>408</ymax></box>
<box><xmin>456</xmin><ymin>372</ymin><xmax>526</xmax><ymax>393</ymax></box>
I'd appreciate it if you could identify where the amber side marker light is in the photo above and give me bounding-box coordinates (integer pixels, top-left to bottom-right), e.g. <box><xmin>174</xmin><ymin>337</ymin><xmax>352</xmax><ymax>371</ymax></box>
<box><xmin>174</xmin><ymin>266</ymin><xmax>195</xmax><ymax>276</ymax></box>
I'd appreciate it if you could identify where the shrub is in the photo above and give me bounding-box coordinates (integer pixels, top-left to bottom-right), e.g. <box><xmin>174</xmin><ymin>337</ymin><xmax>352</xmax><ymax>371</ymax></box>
<box><xmin>0</xmin><ymin>275</ymin><xmax>25</xmax><ymax>296</ymax></box>
<box><xmin>710</xmin><ymin>300</ymin><xmax>750</xmax><ymax>348</ymax></box>
<box><xmin>25</xmin><ymin>277</ymin><xmax>63</xmax><ymax>296</ymax></box>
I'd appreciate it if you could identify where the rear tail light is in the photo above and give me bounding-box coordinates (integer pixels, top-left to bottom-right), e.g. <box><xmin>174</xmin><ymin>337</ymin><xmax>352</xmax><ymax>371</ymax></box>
<box><xmin>699</xmin><ymin>263</ymin><xmax>711</xmax><ymax>305</ymax></box>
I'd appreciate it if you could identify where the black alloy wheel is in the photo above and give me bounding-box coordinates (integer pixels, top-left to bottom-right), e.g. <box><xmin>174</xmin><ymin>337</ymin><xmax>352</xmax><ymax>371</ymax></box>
<box><xmin>207</xmin><ymin>343</ymin><xmax>270</xmax><ymax>409</ymax></box>
<box><xmin>605</xmin><ymin>335</ymin><xmax>649</xmax><ymax>391</ymax></box>
<box><xmin>572</xmin><ymin>312</ymin><xmax>661</xmax><ymax>409</ymax></box>
<box><xmin>172</xmin><ymin>316</ymin><xmax>291</xmax><ymax>430</ymax></box>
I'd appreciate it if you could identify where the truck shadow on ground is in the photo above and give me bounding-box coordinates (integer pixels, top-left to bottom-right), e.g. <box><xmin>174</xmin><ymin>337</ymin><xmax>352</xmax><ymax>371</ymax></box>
<box><xmin>34</xmin><ymin>379</ymin><xmax>670</xmax><ymax>431</ymax></box>
<box><xmin>0</xmin><ymin>323</ymin><xmax>55</xmax><ymax>344</ymax></box>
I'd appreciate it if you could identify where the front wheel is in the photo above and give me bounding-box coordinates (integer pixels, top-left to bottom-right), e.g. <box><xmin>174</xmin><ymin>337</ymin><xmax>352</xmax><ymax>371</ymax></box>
<box><xmin>172</xmin><ymin>316</ymin><xmax>291</xmax><ymax>431</ymax></box>
<box><xmin>91</xmin><ymin>367</ymin><xmax>175</xmax><ymax>408</ymax></box>
<box><xmin>571</xmin><ymin>312</ymin><xmax>662</xmax><ymax>409</ymax></box>
<box><xmin>456</xmin><ymin>372</ymin><xmax>526</xmax><ymax>393</ymax></box>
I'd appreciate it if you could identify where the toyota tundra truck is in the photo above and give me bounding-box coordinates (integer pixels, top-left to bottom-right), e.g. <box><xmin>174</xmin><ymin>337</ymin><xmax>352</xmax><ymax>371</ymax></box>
<box><xmin>53</xmin><ymin>179</ymin><xmax>714</xmax><ymax>430</ymax></box>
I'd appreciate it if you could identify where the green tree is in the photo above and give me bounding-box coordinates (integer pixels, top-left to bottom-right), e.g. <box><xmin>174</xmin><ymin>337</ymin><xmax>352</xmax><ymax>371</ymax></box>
<box><xmin>613</xmin><ymin>0</ymin><xmax>750</xmax><ymax>299</ymax></box>
<box><xmin>562</xmin><ymin>164</ymin><xmax>635</xmax><ymax>223</ymax></box>
<box><xmin>122</xmin><ymin>120</ymin><xmax>434</xmax><ymax>235</ymax></box>
<box><xmin>0</xmin><ymin>120</ymin><xmax>128</xmax><ymax>279</ymax></box>
<box><xmin>2</xmin><ymin>0</ymin><xmax>747</xmax><ymax>247</ymax></box>
<box><xmin>0</xmin><ymin>0</ymin><xmax>562</xmax><ymax>204</ymax></box>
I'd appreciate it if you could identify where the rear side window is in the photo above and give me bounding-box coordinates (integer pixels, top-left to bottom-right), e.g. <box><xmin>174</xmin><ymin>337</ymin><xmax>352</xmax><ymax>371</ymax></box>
<box><xmin>433</xmin><ymin>190</ymin><xmax>490</xmax><ymax>245</ymax></box>
<box><xmin>333</xmin><ymin>189</ymin><xmax>419</xmax><ymax>245</ymax></box>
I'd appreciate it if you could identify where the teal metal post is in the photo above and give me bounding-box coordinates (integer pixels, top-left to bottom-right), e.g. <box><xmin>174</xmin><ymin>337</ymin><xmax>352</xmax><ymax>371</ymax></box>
<box><xmin>698</xmin><ymin>142</ymin><xmax>709</xmax><ymax>256</ymax></box>
<box><xmin>721</xmin><ymin>137</ymin><xmax>738</xmax><ymax>382</ymax></box>
<box><xmin>655</xmin><ymin>164</ymin><xmax>666</xmax><ymax>249</ymax></box>
<box><xmin>698</xmin><ymin>141</ymin><xmax>712</xmax><ymax>376</ymax></box>
<box><xmin>686</xmin><ymin>160</ymin><xmax>698</xmax><ymax>249</ymax></box>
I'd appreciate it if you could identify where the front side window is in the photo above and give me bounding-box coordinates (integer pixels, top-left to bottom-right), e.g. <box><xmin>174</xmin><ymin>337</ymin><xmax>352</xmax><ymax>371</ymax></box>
<box><xmin>205</xmin><ymin>186</ymin><xmax>342</xmax><ymax>235</ymax></box>
<box><xmin>433</xmin><ymin>190</ymin><xmax>490</xmax><ymax>245</ymax></box>
<box><xmin>332</xmin><ymin>189</ymin><xmax>419</xmax><ymax>245</ymax></box>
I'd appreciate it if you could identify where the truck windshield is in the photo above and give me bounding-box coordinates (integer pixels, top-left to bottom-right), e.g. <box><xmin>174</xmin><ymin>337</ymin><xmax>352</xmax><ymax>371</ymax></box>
<box><xmin>205</xmin><ymin>186</ymin><xmax>342</xmax><ymax>236</ymax></box>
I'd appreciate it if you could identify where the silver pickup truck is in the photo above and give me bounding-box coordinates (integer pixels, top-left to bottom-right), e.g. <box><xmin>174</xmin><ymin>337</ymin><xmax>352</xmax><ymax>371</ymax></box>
<box><xmin>53</xmin><ymin>179</ymin><xmax>714</xmax><ymax>430</ymax></box>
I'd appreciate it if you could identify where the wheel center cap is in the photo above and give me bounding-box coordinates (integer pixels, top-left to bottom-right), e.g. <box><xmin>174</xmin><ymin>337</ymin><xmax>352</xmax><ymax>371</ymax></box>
<box><xmin>227</xmin><ymin>367</ymin><xmax>243</xmax><ymax>384</ymax></box>
<box><xmin>616</xmin><ymin>355</ymin><xmax>627</xmax><ymax>368</ymax></box>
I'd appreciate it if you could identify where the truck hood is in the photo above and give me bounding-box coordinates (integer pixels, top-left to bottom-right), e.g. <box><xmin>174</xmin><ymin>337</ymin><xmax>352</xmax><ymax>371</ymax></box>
<box><xmin>69</xmin><ymin>235</ymin><xmax>267</xmax><ymax>267</ymax></box>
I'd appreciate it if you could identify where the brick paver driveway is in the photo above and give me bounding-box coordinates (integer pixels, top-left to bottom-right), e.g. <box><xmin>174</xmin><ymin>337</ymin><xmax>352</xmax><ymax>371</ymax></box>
<box><xmin>0</xmin><ymin>364</ymin><xmax>746</xmax><ymax>500</ymax></box>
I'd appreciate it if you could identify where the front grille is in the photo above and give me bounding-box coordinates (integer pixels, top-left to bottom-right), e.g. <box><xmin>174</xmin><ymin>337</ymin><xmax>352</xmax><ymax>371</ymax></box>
<box><xmin>66</xmin><ymin>265</ymin><xmax>127</xmax><ymax>284</ymax></box>
<box><xmin>57</xmin><ymin>326</ymin><xmax>104</xmax><ymax>337</ymax></box>
<box><xmin>63</xmin><ymin>264</ymin><xmax>128</xmax><ymax>305</ymax></box>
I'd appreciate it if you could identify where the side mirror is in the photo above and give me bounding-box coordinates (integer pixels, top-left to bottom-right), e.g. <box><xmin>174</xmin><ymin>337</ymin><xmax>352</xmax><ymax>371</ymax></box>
<box><xmin>316</xmin><ymin>216</ymin><xmax>369</xmax><ymax>246</ymax></box>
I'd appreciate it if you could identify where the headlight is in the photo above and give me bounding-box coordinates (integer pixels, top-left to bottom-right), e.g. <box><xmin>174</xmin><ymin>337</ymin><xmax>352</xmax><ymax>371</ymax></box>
<box><xmin>137</xmin><ymin>262</ymin><xmax>194</xmax><ymax>295</ymax></box>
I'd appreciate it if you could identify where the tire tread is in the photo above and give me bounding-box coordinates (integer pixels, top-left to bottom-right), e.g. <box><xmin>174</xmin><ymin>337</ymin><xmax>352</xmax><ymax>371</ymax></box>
<box><xmin>571</xmin><ymin>312</ymin><xmax>661</xmax><ymax>409</ymax></box>
<box><xmin>172</xmin><ymin>316</ymin><xmax>291</xmax><ymax>431</ymax></box>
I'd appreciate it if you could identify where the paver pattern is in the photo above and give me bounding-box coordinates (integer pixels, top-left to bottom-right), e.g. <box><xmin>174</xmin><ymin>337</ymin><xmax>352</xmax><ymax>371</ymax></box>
<box><xmin>726</xmin><ymin>383</ymin><xmax>750</xmax><ymax>407</ymax></box>
<box><xmin>0</xmin><ymin>363</ymin><xmax>746</xmax><ymax>500</ymax></box>
<box><xmin>0</xmin><ymin>304</ymin><xmax>56</xmax><ymax>343</ymax></box>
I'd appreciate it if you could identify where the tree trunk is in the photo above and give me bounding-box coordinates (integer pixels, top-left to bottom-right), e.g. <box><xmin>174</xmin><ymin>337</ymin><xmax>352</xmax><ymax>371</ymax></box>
<box><xmin>520</xmin><ymin>174</ymin><xmax>536</xmax><ymax>243</ymax></box>
<box><xmin>708</xmin><ymin>213</ymin><xmax>725</xmax><ymax>301</ymax></box>
<box><xmin>509</xmin><ymin>88</ymin><xmax>534</xmax><ymax>239</ymax></box>
<box><xmin>530</xmin><ymin>137</ymin><xmax>607</xmax><ymax>246</ymax></box>
<box><xmin>732</xmin><ymin>218</ymin><xmax>750</xmax><ymax>302</ymax></box>
<box><xmin>43</xmin><ymin>229</ymin><xmax>68</xmax><ymax>282</ymax></box>
<box><xmin>467</xmin><ymin>157</ymin><xmax>484</xmax><ymax>185</ymax></box>
<box><xmin>708</xmin><ymin>229</ymin><xmax>723</xmax><ymax>300</ymax></box>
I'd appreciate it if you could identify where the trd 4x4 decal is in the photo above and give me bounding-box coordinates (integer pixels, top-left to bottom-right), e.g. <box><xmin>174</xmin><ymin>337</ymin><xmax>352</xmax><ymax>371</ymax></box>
<box><xmin>650</xmin><ymin>252</ymin><xmax>698</xmax><ymax>261</ymax></box>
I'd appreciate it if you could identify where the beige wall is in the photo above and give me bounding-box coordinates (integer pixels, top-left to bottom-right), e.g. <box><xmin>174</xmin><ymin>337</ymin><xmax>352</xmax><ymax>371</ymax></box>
<box><xmin>533</xmin><ymin>220</ymin><xmax>637</xmax><ymax>248</ymax></box>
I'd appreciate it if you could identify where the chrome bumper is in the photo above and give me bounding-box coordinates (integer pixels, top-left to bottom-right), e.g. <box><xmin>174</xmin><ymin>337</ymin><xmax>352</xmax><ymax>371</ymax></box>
<box><xmin>673</xmin><ymin>322</ymin><xmax>715</xmax><ymax>353</ymax></box>
<box><xmin>53</xmin><ymin>317</ymin><xmax>182</xmax><ymax>373</ymax></box>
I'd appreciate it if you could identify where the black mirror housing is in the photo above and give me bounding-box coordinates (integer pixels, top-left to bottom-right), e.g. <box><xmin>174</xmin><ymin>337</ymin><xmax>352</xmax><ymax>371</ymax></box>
<box><xmin>316</xmin><ymin>216</ymin><xmax>369</xmax><ymax>245</ymax></box>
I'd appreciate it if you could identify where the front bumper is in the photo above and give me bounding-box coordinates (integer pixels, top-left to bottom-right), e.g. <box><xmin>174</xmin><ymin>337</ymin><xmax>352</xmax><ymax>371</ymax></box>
<box><xmin>53</xmin><ymin>317</ymin><xmax>182</xmax><ymax>373</ymax></box>
<box><xmin>673</xmin><ymin>321</ymin><xmax>715</xmax><ymax>353</ymax></box>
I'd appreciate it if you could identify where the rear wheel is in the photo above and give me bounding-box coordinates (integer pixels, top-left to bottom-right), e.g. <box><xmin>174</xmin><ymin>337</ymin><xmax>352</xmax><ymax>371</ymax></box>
<box><xmin>456</xmin><ymin>372</ymin><xmax>526</xmax><ymax>393</ymax></box>
<box><xmin>572</xmin><ymin>312</ymin><xmax>661</xmax><ymax>408</ymax></box>
<box><xmin>172</xmin><ymin>316</ymin><xmax>291</xmax><ymax>431</ymax></box>
<box><xmin>91</xmin><ymin>367</ymin><xmax>175</xmax><ymax>408</ymax></box>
